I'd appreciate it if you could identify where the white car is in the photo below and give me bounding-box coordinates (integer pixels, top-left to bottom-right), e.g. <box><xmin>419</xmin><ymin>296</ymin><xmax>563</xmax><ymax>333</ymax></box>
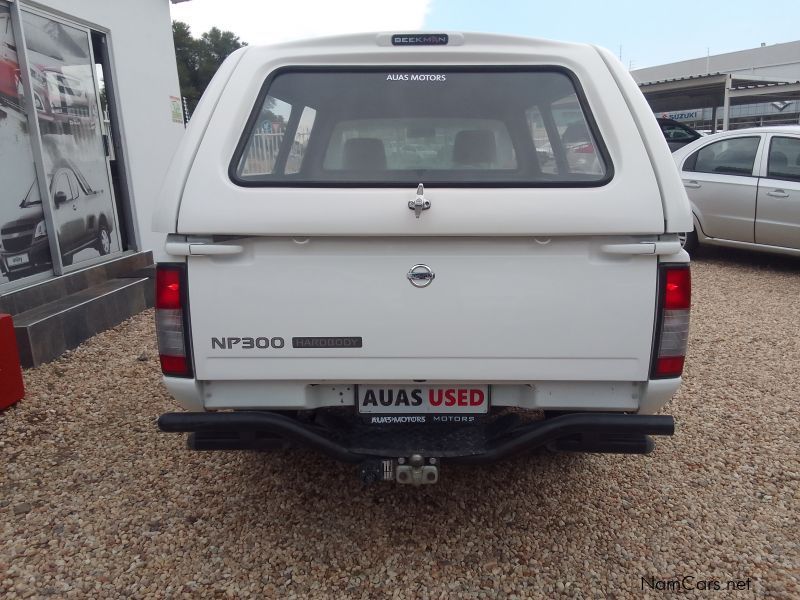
<box><xmin>673</xmin><ymin>126</ymin><xmax>800</xmax><ymax>255</ymax></box>
<box><xmin>153</xmin><ymin>32</ymin><xmax>692</xmax><ymax>485</ymax></box>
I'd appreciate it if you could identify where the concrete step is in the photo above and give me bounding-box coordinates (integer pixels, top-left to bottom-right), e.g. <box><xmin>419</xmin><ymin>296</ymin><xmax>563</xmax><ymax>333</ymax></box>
<box><xmin>0</xmin><ymin>251</ymin><xmax>153</xmax><ymax>317</ymax></box>
<box><xmin>12</xmin><ymin>277</ymin><xmax>154</xmax><ymax>367</ymax></box>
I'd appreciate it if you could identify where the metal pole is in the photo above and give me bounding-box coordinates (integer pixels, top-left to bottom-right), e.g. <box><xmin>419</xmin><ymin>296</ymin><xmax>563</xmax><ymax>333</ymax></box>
<box><xmin>711</xmin><ymin>106</ymin><xmax>718</xmax><ymax>133</ymax></box>
<box><xmin>9</xmin><ymin>0</ymin><xmax>64</xmax><ymax>275</ymax></box>
<box><xmin>722</xmin><ymin>75</ymin><xmax>731</xmax><ymax>131</ymax></box>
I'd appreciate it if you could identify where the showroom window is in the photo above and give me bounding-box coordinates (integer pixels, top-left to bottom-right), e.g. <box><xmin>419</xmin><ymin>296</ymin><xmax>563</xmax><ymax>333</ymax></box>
<box><xmin>0</xmin><ymin>2</ymin><xmax>124</xmax><ymax>290</ymax></box>
<box><xmin>0</xmin><ymin>2</ymin><xmax>54</xmax><ymax>286</ymax></box>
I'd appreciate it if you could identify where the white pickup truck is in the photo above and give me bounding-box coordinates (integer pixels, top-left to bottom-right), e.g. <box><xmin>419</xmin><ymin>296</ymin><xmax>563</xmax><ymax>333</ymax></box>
<box><xmin>154</xmin><ymin>32</ymin><xmax>692</xmax><ymax>485</ymax></box>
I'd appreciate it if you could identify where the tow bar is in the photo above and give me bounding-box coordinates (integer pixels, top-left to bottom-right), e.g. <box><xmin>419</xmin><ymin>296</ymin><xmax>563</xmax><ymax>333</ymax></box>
<box><xmin>158</xmin><ymin>411</ymin><xmax>674</xmax><ymax>485</ymax></box>
<box><xmin>359</xmin><ymin>454</ymin><xmax>439</xmax><ymax>485</ymax></box>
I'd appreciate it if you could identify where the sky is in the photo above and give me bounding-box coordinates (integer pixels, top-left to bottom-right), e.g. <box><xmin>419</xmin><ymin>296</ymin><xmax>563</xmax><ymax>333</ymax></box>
<box><xmin>170</xmin><ymin>0</ymin><xmax>800</xmax><ymax>70</ymax></box>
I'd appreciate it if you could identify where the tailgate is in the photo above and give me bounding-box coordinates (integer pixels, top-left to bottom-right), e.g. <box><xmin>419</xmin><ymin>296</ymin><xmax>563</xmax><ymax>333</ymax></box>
<box><xmin>179</xmin><ymin>64</ymin><xmax>664</xmax><ymax>383</ymax></box>
<box><xmin>187</xmin><ymin>236</ymin><xmax>657</xmax><ymax>381</ymax></box>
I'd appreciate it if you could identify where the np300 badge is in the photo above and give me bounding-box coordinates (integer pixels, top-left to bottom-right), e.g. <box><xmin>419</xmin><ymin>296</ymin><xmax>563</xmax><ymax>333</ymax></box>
<box><xmin>407</xmin><ymin>264</ymin><xmax>434</xmax><ymax>287</ymax></box>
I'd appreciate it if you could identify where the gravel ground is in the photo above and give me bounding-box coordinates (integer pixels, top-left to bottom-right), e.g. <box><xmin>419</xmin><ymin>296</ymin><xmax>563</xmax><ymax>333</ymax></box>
<box><xmin>1</xmin><ymin>247</ymin><xmax>799</xmax><ymax>599</ymax></box>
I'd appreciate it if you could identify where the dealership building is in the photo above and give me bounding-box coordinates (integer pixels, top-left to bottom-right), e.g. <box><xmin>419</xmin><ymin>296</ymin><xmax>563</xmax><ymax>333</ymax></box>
<box><xmin>0</xmin><ymin>0</ymin><xmax>185</xmax><ymax>366</ymax></box>
<box><xmin>633</xmin><ymin>40</ymin><xmax>800</xmax><ymax>131</ymax></box>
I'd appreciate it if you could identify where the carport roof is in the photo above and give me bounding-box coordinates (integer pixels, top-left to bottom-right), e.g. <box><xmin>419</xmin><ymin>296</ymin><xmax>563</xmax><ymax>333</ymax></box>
<box><xmin>638</xmin><ymin>72</ymin><xmax>800</xmax><ymax>112</ymax></box>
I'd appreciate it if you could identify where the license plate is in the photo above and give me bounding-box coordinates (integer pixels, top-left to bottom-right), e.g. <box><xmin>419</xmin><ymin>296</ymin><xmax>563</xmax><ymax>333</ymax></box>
<box><xmin>357</xmin><ymin>385</ymin><xmax>489</xmax><ymax>414</ymax></box>
<box><xmin>8</xmin><ymin>253</ymin><xmax>29</xmax><ymax>267</ymax></box>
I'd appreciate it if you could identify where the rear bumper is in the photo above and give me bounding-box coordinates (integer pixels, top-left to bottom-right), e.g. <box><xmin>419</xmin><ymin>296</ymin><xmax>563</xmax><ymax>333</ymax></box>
<box><xmin>162</xmin><ymin>377</ymin><xmax>682</xmax><ymax>415</ymax></box>
<box><xmin>157</xmin><ymin>411</ymin><xmax>675</xmax><ymax>463</ymax></box>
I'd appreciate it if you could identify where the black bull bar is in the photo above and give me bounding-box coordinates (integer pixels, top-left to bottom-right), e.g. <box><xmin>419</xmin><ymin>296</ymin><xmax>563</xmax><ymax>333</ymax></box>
<box><xmin>158</xmin><ymin>411</ymin><xmax>675</xmax><ymax>463</ymax></box>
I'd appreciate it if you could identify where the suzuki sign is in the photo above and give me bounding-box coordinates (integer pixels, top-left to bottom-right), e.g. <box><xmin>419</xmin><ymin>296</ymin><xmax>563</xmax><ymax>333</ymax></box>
<box><xmin>660</xmin><ymin>110</ymin><xmax>702</xmax><ymax>121</ymax></box>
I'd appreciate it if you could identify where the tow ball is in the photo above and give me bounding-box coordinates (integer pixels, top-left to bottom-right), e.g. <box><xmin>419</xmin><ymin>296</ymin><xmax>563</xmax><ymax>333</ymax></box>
<box><xmin>359</xmin><ymin>454</ymin><xmax>439</xmax><ymax>485</ymax></box>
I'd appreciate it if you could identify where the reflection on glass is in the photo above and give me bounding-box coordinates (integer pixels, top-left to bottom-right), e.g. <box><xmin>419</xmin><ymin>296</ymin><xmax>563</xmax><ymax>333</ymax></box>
<box><xmin>23</xmin><ymin>10</ymin><xmax>120</xmax><ymax>268</ymax></box>
<box><xmin>0</xmin><ymin>2</ymin><xmax>53</xmax><ymax>285</ymax></box>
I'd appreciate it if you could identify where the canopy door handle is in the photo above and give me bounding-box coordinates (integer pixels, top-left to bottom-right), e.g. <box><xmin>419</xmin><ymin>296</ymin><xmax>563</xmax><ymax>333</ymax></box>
<box><xmin>165</xmin><ymin>241</ymin><xmax>244</xmax><ymax>256</ymax></box>
<box><xmin>601</xmin><ymin>241</ymin><xmax>682</xmax><ymax>256</ymax></box>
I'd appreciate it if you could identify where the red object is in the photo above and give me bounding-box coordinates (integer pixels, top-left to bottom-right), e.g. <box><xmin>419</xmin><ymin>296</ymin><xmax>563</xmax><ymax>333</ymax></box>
<box><xmin>651</xmin><ymin>265</ymin><xmax>691</xmax><ymax>379</ymax></box>
<box><xmin>155</xmin><ymin>264</ymin><xmax>193</xmax><ymax>377</ymax></box>
<box><xmin>654</xmin><ymin>356</ymin><xmax>686</xmax><ymax>379</ymax></box>
<box><xmin>159</xmin><ymin>354</ymin><xmax>189</xmax><ymax>376</ymax></box>
<box><xmin>664</xmin><ymin>266</ymin><xmax>691</xmax><ymax>310</ymax></box>
<box><xmin>0</xmin><ymin>314</ymin><xmax>25</xmax><ymax>409</ymax></box>
<box><xmin>156</xmin><ymin>267</ymin><xmax>182</xmax><ymax>309</ymax></box>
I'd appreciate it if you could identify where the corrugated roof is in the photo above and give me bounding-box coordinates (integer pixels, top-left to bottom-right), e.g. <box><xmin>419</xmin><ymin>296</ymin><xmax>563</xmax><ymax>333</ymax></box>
<box><xmin>638</xmin><ymin>73</ymin><xmax>800</xmax><ymax>88</ymax></box>
<box><xmin>637</xmin><ymin>73</ymin><xmax>800</xmax><ymax>113</ymax></box>
<box><xmin>631</xmin><ymin>39</ymin><xmax>800</xmax><ymax>84</ymax></box>
<box><xmin>731</xmin><ymin>80</ymin><xmax>800</xmax><ymax>90</ymax></box>
<box><xmin>637</xmin><ymin>73</ymin><xmax>726</xmax><ymax>86</ymax></box>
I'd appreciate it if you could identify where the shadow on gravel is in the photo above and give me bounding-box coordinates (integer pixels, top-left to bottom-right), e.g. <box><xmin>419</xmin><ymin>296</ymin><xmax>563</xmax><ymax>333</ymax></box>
<box><xmin>691</xmin><ymin>244</ymin><xmax>800</xmax><ymax>273</ymax></box>
<box><xmin>225</xmin><ymin>447</ymin><xmax>597</xmax><ymax>514</ymax></box>
<box><xmin>186</xmin><ymin>445</ymin><xmax>648</xmax><ymax>563</ymax></box>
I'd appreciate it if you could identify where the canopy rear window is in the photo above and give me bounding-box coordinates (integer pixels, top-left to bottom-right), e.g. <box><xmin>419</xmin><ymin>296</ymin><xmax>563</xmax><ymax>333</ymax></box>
<box><xmin>231</xmin><ymin>68</ymin><xmax>612</xmax><ymax>187</ymax></box>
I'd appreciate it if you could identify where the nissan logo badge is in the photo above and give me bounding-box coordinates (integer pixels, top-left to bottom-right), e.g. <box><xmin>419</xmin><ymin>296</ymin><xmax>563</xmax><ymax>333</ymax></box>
<box><xmin>407</xmin><ymin>264</ymin><xmax>435</xmax><ymax>288</ymax></box>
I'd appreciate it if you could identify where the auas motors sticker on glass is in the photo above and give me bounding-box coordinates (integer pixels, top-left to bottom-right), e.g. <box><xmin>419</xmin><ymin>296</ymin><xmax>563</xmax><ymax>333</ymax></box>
<box><xmin>386</xmin><ymin>73</ymin><xmax>447</xmax><ymax>81</ymax></box>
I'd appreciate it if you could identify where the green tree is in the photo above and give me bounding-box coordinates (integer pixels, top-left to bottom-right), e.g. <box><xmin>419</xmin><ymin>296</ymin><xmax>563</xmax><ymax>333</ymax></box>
<box><xmin>172</xmin><ymin>21</ymin><xmax>245</xmax><ymax>117</ymax></box>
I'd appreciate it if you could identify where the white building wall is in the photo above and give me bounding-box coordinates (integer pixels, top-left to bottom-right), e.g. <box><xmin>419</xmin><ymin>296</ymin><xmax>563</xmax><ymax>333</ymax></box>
<box><xmin>25</xmin><ymin>0</ymin><xmax>183</xmax><ymax>255</ymax></box>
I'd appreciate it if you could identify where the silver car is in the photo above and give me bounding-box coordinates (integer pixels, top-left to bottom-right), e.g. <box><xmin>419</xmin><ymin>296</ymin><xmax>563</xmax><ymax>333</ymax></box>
<box><xmin>673</xmin><ymin>126</ymin><xmax>800</xmax><ymax>256</ymax></box>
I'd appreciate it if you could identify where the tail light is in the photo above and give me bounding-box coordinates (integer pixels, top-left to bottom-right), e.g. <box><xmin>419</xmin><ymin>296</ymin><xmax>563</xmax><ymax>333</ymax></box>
<box><xmin>651</xmin><ymin>264</ymin><xmax>691</xmax><ymax>379</ymax></box>
<box><xmin>574</xmin><ymin>143</ymin><xmax>595</xmax><ymax>154</ymax></box>
<box><xmin>155</xmin><ymin>264</ymin><xmax>192</xmax><ymax>377</ymax></box>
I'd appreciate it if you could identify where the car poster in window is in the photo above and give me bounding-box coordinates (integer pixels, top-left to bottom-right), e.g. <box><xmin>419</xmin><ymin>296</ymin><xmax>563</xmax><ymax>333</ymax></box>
<box><xmin>0</xmin><ymin>3</ymin><xmax>53</xmax><ymax>286</ymax></box>
<box><xmin>22</xmin><ymin>10</ymin><xmax>121</xmax><ymax>269</ymax></box>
